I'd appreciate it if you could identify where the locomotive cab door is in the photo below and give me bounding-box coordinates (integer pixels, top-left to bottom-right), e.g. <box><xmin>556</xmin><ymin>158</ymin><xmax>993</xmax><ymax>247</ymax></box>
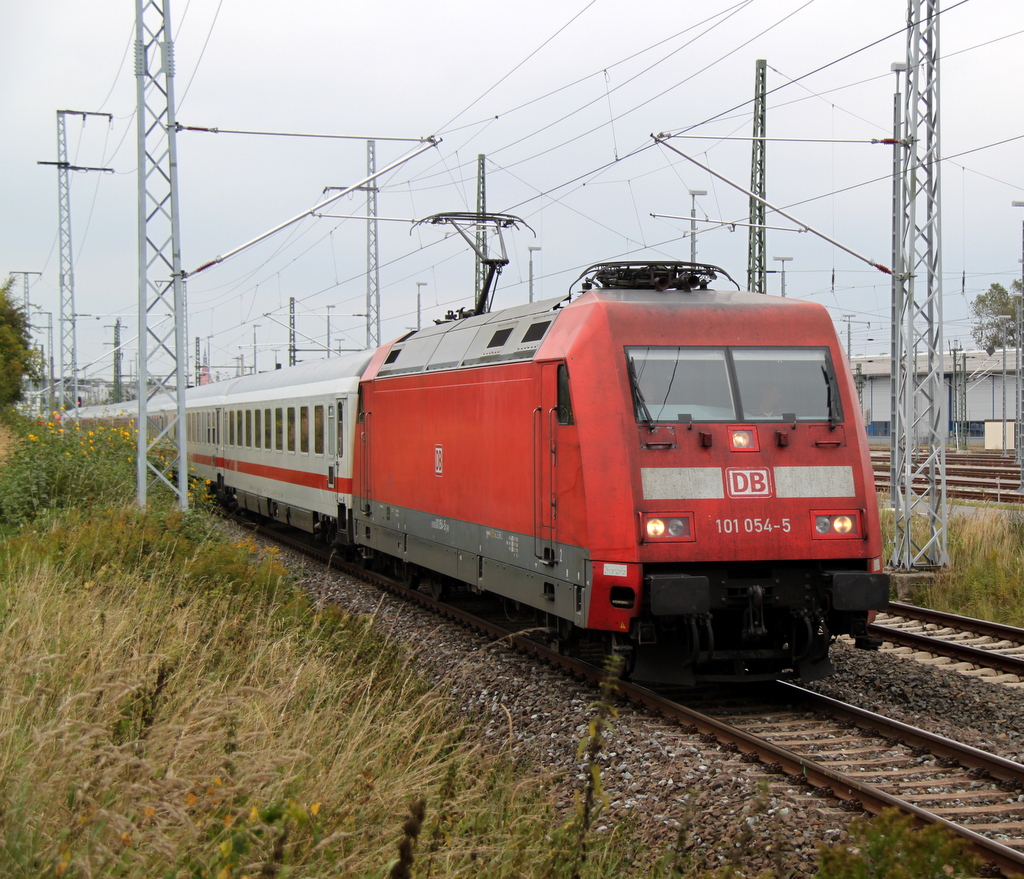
<box><xmin>534</xmin><ymin>362</ymin><xmax>566</xmax><ymax>565</ymax></box>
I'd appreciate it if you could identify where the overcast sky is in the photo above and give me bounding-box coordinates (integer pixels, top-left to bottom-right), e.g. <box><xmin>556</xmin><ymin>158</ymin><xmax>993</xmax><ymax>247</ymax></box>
<box><xmin>3</xmin><ymin>0</ymin><xmax>1023</xmax><ymax>385</ymax></box>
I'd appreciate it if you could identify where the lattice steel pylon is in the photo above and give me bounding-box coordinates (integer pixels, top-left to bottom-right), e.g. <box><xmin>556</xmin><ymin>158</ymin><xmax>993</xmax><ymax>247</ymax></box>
<box><xmin>135</xmin><ymin>0</ymin><xmax>188</xmax><ymax>510</ymax></box>
<box><xmin>475</xmin><ymin>155</ymin><xmax>487</xmax><ymax>305</ymax></box>
<box><xmin>365</xmin><ymin>140</ymin><xmax>380</xmax><ymax>348</ymax></box>
<box><xmin>747</xmin><ymin>59</ymin><xmax>767</xmax><ymax>295</ymax></box>
<box><xmin>57</xmin><ymin>112</ymin><xmax>76</xmax><ymax>411</ymax></box>
<box><xmin>889</xmin><ymin>0</ymin><xmax>948</xmax><ymax>570</ymax></box>
<box><xmin>44</xmin><ymin>111</ymin><xmax>112</xmax><ymax>410</ymax></box>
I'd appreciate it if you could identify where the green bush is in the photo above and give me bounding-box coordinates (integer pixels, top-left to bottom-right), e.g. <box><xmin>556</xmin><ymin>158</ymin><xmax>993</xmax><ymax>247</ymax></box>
<box><xmin>0</xmin><ymin>416</ymin><xmax>144</xmax><ymax>526</ymax></box>
<box><xmin>817</xmin><ymin>809</ymin><xmax>978</xmax><ymax>878</ymax></box>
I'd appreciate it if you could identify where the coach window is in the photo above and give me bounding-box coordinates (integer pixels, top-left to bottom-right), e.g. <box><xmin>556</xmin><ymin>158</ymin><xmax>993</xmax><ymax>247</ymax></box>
<box><xmin>265</xmin><ymin>408</ymin><xmax>273</xmax><ymax>449</ymax></box>
<box><xmin>287</xmin><ymin>407</ymin><xmax>296</xmax><ymax>453</ymax></box>
<box><xmin>314</xmin><ymin>405</ymin><xmax>324</xmax><ymax>455</ymax></box>
<box><xmin>246</xmin><ymin>410</ymin><xmax>252</xmax><ymax>448</ymax></box>
<box><xmin>236</xmin><ymin>411</ymin><xmax>243</xmax><ymax>446</ymax></box>
<box><xmin>254</xmin><ymin>410</ymin><xmax>262</xmax><ymax>449</ymax></box>
<box><xmin>230</xmin><ymin>412</ymin><xmax>237</xmax><ymax>446</ymax></box>
<box><xmin>557</xmin><ymin>363</ymin><xmax>575</xmax><ymax>425</ymax></box>
<box><xmin>327</xmin><ymin>405</ymin><xmax>336</xmax><ymax>457</ymax></box>
<box><xmin>275</xmin><ymin>408</ymin><xmax>284</xmax><ymax>451</ymax></box>
<box><xmin>300</xmin><ymin>406</ymin><xmax>309</xmax><ymax>454</ymax></box>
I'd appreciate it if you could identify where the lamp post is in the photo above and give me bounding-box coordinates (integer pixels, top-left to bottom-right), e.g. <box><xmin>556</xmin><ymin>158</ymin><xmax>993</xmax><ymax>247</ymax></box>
<box><xmin>416</xmin><ymin>281</ymin><xmax>427</xmax><ymax>330</ymax></box>
<box><xmin>1014</xmin><ymin>201</ymin><xmax>1024</xmax><ymax>485</ymax></box>
<box><xmin>528</xmin><ymin>246</ymin><xmax>541</xmax><ymax>302</ymax></box>
<box><xmin>773</xmin><ymin>256</ymin><xmax>793</xmax><ymax>297</ymax></box>
<box><xmin>688</xmin><ymin>190</ymin><xmax>707</xmax><ymax>264</ymax></box>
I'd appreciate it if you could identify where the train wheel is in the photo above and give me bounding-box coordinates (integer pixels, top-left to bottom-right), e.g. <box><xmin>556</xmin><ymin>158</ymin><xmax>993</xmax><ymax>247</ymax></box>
<box><xmin>551</xmin><ymin>616</ymin><xmax>575</xmax><ymax>654</ymax></box>
<box><xmin>428</xmin><ymin>578</ymin><xmax>449</xmax><ymax>601</ymax></box>
<box><xmin>604</xmin><ymin>634</ymin><xmax>636</xmax><ymax>680</ymax></box>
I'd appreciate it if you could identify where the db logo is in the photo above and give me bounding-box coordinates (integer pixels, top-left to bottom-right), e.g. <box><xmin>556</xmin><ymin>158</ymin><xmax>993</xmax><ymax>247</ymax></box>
<box><xmin>434</xmin><ymin>444</ymin><xmax>443</xmax><ymax>476</ymax></box>
<box><xmin>726</xmin><ymin>468</ymin><xmax>773</xmax><ymax>498</ymax></box>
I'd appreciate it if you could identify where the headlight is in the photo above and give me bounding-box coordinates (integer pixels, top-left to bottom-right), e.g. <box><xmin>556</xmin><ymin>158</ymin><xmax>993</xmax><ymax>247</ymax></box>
<box><xmin>812</xmin><ymin>512</ymin><xmax>861</xmax><ymax>539</ymax></box>
<box><xmin>646</xmin><ymin>518</ymin><xmax>667</xmax><ymax>538</ymax></box>
<box><xmin>667</xmin><ymin>517</ymin><xmax>690</xmax><ymax>537</ymax></box>
<box><xmin>642</xmin><ymin>514</ymin><xmax>694</xmax><ymax>542</ymax></box>
<box><xmin>728</xmin><ymin>426</ymin><xmax>759</xmax><ymax>451</ymax></box>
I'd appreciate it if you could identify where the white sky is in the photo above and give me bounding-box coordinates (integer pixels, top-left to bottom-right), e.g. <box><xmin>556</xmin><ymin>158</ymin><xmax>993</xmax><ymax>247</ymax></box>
<box><xmin>2</xmin><ymin>0</ymin><xmax>1023</xmax><ymax>385</ymax></box>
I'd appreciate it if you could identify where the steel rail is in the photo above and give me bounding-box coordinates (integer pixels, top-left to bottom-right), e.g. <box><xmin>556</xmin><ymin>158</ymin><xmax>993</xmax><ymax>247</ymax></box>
<box><xmin>884</xmin><ymin>602</ymin><xmax>1024</xmax><ymax>643</ymax></box>
<box><xmin>870</xmin><ymin>626</ymin><xmax>1024</xmax><ymax>677</ymax></box>
<box><xmin>242</xmin><ymin>517</ymin><xmax>1024</xmax><ymax>877</ymax></box>
<box><xmin>870</xmin><ymin>603</ymin><xmax>1024</xmax><ymax>677</ymax></box>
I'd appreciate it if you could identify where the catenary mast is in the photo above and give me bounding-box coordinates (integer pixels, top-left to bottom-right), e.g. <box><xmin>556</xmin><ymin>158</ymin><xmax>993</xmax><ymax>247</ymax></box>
<box><xmin>135</xmin><ymin>0</ymin><xmax>188</xmax><ymax>510</ymax></box>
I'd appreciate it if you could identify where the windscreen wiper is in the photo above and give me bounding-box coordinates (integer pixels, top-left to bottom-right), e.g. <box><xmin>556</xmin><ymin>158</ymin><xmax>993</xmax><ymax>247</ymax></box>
<box><xmin>628</xmin><ymin>356</ymin><xmax>654</xmax><ymax>426</ymax></box>
<box><xmin>821</xmin><ymin>365</ymin><xmax>840</xmax><ymax>430</ymax></box>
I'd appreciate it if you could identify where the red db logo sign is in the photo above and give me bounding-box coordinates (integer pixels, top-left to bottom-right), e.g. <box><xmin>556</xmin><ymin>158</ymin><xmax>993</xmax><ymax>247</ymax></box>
<box><xmin>726</xmin><ymin>468</ymin><xmax>773</xmax><ymax>498</ymax></box>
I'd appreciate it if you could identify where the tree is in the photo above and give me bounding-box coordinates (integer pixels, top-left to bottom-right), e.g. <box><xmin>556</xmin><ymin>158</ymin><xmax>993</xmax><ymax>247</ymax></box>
<box><xmin>970</xmin><ymin>280</ymin><xmax>1023</xmax><ymax>352</ymax></box>
<box><xmin>0</xmin><ymin>277</ymin><xmax>42</xmax><ymax>406</ymax></box>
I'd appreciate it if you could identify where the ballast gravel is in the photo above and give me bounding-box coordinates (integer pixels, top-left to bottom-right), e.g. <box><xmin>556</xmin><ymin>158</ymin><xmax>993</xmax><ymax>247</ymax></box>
<box><xmin>240</xmin><ymin>526</ymin><xmax>1024</xmax><ymax>876</ymax></box>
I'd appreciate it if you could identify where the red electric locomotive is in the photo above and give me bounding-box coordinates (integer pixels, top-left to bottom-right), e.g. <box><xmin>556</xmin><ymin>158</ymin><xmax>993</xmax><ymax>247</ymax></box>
<box><xmin>353</xmin><ymin>261</ymin><xmax>888</xmax><ymax>684</ymax></box>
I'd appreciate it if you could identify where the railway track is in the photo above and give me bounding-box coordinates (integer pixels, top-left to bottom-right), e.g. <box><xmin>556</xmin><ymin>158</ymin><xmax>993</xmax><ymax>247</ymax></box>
<box><xmin>870</xmin><ymin>602</ymin><xmax>1024</xmax><ymax>683</ymax></box>
<box><xmin>872</xmin><ymin>449</ymin><xmax>1024</xmax><ymax>503</ymax></box>
<box><xmin>244</xmin><ymin>516</ymin><xmax>1024</xmax><ymax>877</ymax></box>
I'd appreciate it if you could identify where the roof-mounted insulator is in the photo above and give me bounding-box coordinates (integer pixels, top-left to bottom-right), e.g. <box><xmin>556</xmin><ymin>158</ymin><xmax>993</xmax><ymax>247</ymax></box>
<box><xmin>573</xmin><ymin>261</ymin><xmax>740</xmax><ymax>293</ymax></box>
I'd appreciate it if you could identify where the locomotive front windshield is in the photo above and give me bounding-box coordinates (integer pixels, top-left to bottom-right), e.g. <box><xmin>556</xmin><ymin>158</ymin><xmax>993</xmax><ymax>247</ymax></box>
<box><xmin>626</xmin><ymin>346</ymin><xmax>840</xmax><ymax>423</ymax></box>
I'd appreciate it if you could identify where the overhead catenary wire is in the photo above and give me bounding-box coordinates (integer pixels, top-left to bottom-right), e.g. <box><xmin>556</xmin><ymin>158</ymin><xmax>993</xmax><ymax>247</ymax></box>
<box><xmin>185</xmin><ymin>138</ymin><xmax>440</xmax><ymax>277</ymax></box>
<box><xmin>176</xmin><ymin>0</ymin><xmax>1015</xmax><ymax>370</ymax></box>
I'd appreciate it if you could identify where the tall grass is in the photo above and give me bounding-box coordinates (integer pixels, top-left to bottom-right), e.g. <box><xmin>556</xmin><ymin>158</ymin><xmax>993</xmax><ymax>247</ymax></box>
<box><xmin>879</xmin><ymin>499</ymin><xmax>1024</xmax><ymax>624</ymax></box>
<box><xmin>0</xmin><ymin>505</ymin><xmax>646</xmax><ymax>877</ymax></box>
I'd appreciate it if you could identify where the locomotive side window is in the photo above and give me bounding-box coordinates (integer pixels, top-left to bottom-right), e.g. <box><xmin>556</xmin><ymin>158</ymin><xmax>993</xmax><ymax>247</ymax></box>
<box><xmin>734</xmin><ymin>348</ymin><xmax>838</xmax><ymax>422</ymax></box>
<box><xmin>626</xmin><ymin>346</ymin><xmax>841</xmax><ymax>424</ymax></box>
<box><xmin>314</xmin><ymin>405</ymin><xmax>324</xmax><ymax>455</ymax></box>
<box><xmin>557</xmin><ymin>363</ymin><xmax>575</xmax><ymax>425</ymax></box>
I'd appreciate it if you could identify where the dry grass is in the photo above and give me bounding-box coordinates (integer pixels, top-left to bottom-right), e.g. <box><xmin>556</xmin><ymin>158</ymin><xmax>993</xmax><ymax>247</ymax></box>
<box><xmin>879</xmin><ymin>499</ymin><xmax>1024</xmax><ymax>625</ymax></box>
<box><xmin>0</xmin><ymin>507</ymin><xmax>638</xmax><ymax>878</ymax></box>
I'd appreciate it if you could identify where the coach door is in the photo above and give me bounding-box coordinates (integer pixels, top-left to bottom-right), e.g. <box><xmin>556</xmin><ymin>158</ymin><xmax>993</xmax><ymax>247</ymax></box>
<box><xmin>327</xmin><ymin>398</ymin><xmax>347</xmax><ymax>493</ymax></box>
<box><xmin>215</xmin><ymin>408</ymin><xmax>224</xmax><ymax>470</ymax></box>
